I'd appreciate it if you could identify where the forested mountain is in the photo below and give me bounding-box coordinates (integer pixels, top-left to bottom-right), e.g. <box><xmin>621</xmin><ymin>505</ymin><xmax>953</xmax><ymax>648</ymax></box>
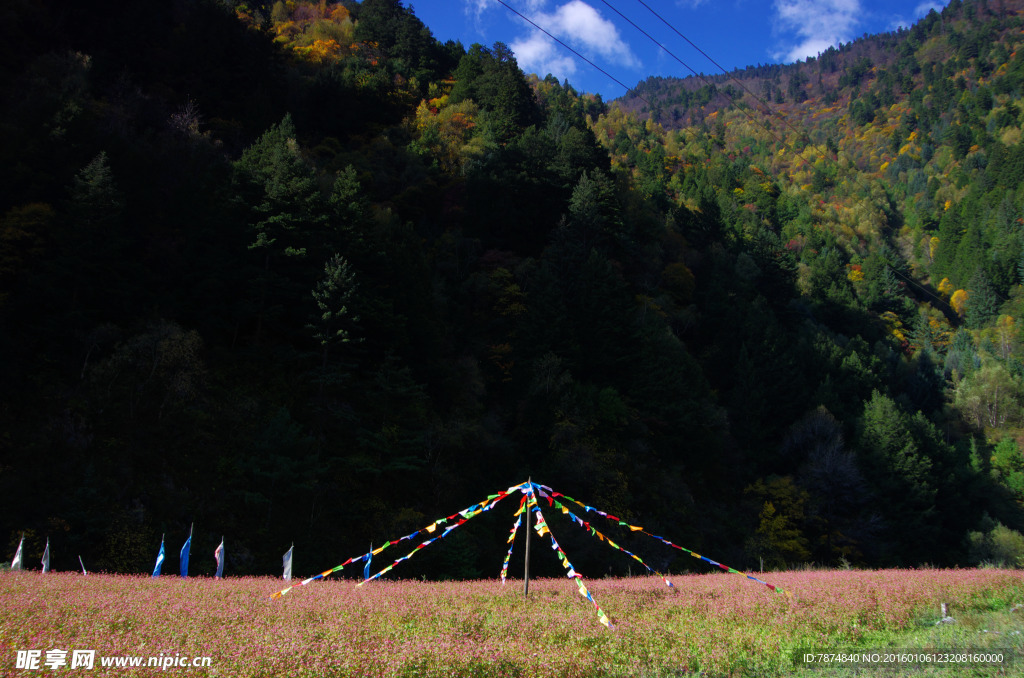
<box><xmin>2</xmin><ymin>0</ymin><xmax>1023</xmax><ymax>578</ymax></box>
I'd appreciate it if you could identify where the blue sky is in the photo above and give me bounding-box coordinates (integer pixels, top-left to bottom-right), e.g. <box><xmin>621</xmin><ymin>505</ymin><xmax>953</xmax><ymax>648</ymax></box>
<box><xmin>410</xmin><ymin>0</ymin><xmax>950</xmax><ymax>100</ymax></box>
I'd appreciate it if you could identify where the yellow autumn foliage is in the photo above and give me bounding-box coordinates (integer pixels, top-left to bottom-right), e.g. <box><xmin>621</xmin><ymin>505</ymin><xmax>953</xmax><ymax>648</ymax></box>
<box><xmin>880</xmin><ymin>310</ymin><xmax>907</xmax><ymax>343</ymax></box>
<box><xmin>950</xmin><ymin>289</ymin><xmax>969</xmax><ymax>318</ymax></box>
<box><xmin>293</xmin><ymin>39</ymin><xmax>341</xmax><ymax>64</ymax></box>
<box><xmin>270</xmin><ymin>0</ymin><xmax>354</xmax><ymax>64</ymax></box>
<box><xmin>413</xmin><ymin>98</ymin><xmax>488</xmax><ymax>173</ymax></box>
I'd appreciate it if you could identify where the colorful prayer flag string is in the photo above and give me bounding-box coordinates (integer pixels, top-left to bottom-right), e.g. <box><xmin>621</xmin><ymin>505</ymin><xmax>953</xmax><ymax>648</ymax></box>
<box><xmin>535</xmin><ymin>488</ymin><xmax>673</xmax><ymax>587</ymax></box>
<box><xmin>357</xmin><ymin>485</ymin><xmax>521</xmax><ymax>586</ymax></box>
<box><xmin>525</xmin><ymin>483</ymin><xmax>611</xmax><ymax>628</ymax></box>
<box><xmin>548</xmin><ymin>490</ymin><xmax>792</xmax><ymax>598</ymax></box>
<box><xmin>271</xmin><ymin>482</ymin><xmax>528</xmax><ymax>598</ymax></box>
<box><xmin>272</xmin><ymin>478</ymin><xmax>793</xmax><ymax>622</ymax></box>
<box><xmin>500</xmin><ymin>496</ymin><xmax>526</xmax><ymax>584</ymax></box>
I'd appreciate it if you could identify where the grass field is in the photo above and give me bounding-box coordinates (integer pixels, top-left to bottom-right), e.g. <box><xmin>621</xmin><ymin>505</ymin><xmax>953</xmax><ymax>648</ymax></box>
<box><xmin>1</xmin><ymin>569</ymin><xmax>1023</xmax><ymax>677</ymax></box>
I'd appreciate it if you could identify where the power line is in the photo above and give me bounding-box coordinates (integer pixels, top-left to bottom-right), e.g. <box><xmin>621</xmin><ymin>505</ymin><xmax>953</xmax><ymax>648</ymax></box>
<box><xmin>626</xmin><ymin>0</ymin><xmax>832</xmax><ymax>167</ymax></box>
<box><xmin>888</xmin><ymin>264</ymin><xmax>954</xmax><ymax>313</ymax></box>
<box><xmin>492</xmin><ymin>0</ymin><xmax>652</xmax><ymax>108</ymax></box>
<box><xmin>495</xmin><ymin>0</ymin><xmax>826</xmax><ymax>171</ymax></box>
<box><xmin>597</xmin><ymin>0</ymin><xmax>824</xmax><ymax>172</ymax></box>
<box><xmin>494</xmin><ymin>1</ymin><xmax>957</xmax><ymax>325</ymax></box>
<box><xmin>594</xmin><ymin>0</ymin><xmax>700</xmax><ymax>80</ymax></box>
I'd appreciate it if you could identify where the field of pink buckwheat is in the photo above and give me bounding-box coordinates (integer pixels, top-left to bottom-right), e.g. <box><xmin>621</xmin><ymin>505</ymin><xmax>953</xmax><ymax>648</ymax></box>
<box><xmin>1</xmin><ymin>569</ymin><xmax>1023</xmax><ymax>677</ymax></box>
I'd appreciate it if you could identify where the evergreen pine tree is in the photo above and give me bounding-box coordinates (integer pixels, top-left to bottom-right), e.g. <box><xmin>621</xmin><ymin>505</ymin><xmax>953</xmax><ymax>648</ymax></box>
<box><xmin>966</xmin><ymin>269</ymin><xmax>998</xmax><ymax>329</ymax></box>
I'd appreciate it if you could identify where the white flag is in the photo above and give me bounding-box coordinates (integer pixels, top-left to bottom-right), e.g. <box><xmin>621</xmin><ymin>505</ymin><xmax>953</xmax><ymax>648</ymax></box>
<box><xmin>282</xmin><ymin>544</ymin><xmax>293</xmax><ymax>581</ymax></box>
<box><xmin>214</xmin><ymin>538</ymin><xmax>225</xmax><ymax>579</ymax></box>
<box><xmin>41</xmin><ymin>538</ymin><xmax>50</xmax><ymax>573</ymax></box>
<box><xmin>78</xmin><ymin>555</ymin><xmax>87</xmax><ymax>576</ymax></box>
<box><xmin>11</xmin><ymin>534</ymin><xmax>23</xmax><ymax>571</ymax></box>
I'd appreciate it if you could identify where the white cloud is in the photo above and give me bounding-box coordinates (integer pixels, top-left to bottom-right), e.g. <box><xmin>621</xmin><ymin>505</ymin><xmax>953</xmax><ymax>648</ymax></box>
<box><xmin>888</xmin><ymin>1</ymin><xmax>949</xmax><ymax>31</ymax></box>
<box><xmin>511</xmin><ymin>32</ymin><xmax>579</xmax><ymax>80</ymax></box>
<box><xmin>914</xmin><ymin>1</ymin><xmax>947</xmax><ymax>16</ymax></box>
<box><xmin>512</xmin><ymin>0</ymin><xmax>639</xmax><ymax>79</ymax></box>
<box><xmin>464</xmin><ymin>0</ymin><xmax>547</xmax><ymax>21</ymax></box>
<box><xmin>465</xmin><ymin>0</ymin><xmax>491</xmax><ymax>14</ymax></box>
<box><xmin>772</xmin><ymin>0</ymin><xmax>861</xmax><ymax>63</ymax></box>
<box><xmin>460</xmin><ymin>0</ymin><xmax>638</xmax><ymax>83</ymax></box>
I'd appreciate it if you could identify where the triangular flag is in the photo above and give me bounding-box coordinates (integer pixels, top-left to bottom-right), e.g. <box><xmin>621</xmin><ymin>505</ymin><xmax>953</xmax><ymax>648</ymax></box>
<box><xmin>282</xmin><ymin>544</ymin><xmax>293</xmax><ymax>581</ymax></box>
<box><xmin>41</xmin><ymin>538</ymin><xmax>50</xmax><ymax>573</ymax></box>
<box><xmin>78</xmin><ymin>555</ymin><xmax>87</xmax><ymax>575</ymax></box>
<box><xmin>214</xmin><ymin>537</ymin><xmax>225</xmax><ymax>579</ymax></box>
<box><xmin>180</xmin><ymin>525</ymin><xmax>192</xmax><ymax>578</ymax></box>
<box><xmin>11</xmin><ymin>534</ymin><xmax>23</xmax><ymax>571</ymax></box>
<box><xmin>152</xmin><ymin>536</ymin><xmax>165</xmax><ymax>577</ymax></box>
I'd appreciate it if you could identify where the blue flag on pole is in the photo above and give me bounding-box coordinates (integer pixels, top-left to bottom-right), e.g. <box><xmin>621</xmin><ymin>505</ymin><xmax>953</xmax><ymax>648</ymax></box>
<box><xmin>363</xmin><ymin>551</ymin><xmax>371</xmax><ymax>580</ymax></box>
<box><xmin>152</xmin><ymin>537</ymin><xmax>165</xmax><ymax>577</ymax></box>
<box><xmin>180</xmin><ymin>530</ymin><xmax>192</xmax><ymax>578</ymax></box>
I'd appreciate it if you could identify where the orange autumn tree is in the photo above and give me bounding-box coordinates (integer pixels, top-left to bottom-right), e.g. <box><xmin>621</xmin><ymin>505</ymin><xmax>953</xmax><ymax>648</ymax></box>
<box><xmin>410</xmin><ymin>98</ymin><xmax>491</xmax><ymax>174</ymax></box>
<box><xmin>270</xmin><ymin>0</ymin><xmax>354</xmax><ymax>64</ymax></box>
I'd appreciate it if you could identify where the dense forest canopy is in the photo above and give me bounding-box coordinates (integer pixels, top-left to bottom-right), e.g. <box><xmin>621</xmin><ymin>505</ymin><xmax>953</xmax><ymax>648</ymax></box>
<box><xmin>3</xmin><ymin>0</ymin><xmax>1024</xmax><ymax>578</ymax></box>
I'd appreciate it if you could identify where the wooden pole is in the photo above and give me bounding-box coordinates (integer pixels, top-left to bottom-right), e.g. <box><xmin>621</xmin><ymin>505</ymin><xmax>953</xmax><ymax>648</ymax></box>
<box><xmin>524</xmin><ymin>477</ymin><xmax>531</xmax><ymax>599</ymax></box>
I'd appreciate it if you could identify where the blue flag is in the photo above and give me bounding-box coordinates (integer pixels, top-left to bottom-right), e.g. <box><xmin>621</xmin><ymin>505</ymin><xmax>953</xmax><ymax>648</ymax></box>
<box><xmin>180</xmin><ymin>532</ymin><xmax>191</xmax><ymax>578</ymax></box>
<box><xmin>363</xmin><ymin>552</ymin><xmax>371</xmax><ymax>580</ymax></box>
<box><xmin>152</xmin><ymin>537</ymin><xmax>165</xmax><ymax>577</ymax></box>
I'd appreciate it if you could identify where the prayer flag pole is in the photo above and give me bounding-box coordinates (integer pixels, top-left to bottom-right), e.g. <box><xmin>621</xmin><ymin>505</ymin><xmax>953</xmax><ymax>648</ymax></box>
<box><xmin>524</xmin><ymin>477</ymin><xmax>532</xmax><ymax>599</ymax></box>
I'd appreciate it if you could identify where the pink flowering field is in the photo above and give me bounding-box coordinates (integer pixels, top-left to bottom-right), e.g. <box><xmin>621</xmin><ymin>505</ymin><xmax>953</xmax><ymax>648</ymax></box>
<box><xmin>1</xmin><ymin>569</ymin><xmax>1023</xmax><ymax>677</ymax></box>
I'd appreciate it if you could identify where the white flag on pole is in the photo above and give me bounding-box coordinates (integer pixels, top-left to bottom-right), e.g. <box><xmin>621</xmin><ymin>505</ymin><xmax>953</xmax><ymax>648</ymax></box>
<box><xmin>214</xmin><ymin>537</ymin><xmax>225</xmax><ymax>579</ymax></box>
<box><xmin>41</xmin><ymin>538</ymin><xmax>50</xmax><ymax>573</ymax></box>
<box><xmin>282</xmin><ymin>544</ymin><xmax>293</xmax><ymax>581</ymax></box>
<box><xmin>11</xmin><ymin>534</ymin><xmax>23</xmax><ymax>571</ymax></box>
